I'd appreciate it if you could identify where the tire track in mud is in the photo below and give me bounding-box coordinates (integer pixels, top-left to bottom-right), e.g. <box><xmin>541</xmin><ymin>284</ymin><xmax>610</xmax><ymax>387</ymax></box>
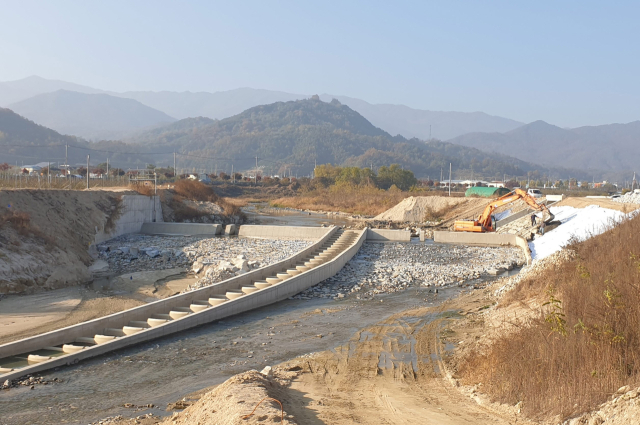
<box><xmin>287</xmin><ymin>305</ymin><xmax>524</xmax><ymax>424</ymax></box>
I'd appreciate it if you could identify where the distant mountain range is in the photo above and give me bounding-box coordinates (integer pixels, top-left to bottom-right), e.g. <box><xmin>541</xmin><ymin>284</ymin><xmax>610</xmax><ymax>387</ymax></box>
<box><xmin>0</xmin><ymin>107</ymin><xmax>157</xmax><ymax>168</ymax></box>
<box><xmin>8</xmin><ymin>90</ymin><xmax>176</xmax><ymax>141</ymax></box>
<box><xmin>0</xmin><ymin>76</ymin><xmax>638</xmax><ymax>178</ymax></box>
<box><xmin>0</xmin><ymin>76</ymin><xmax>524</xmax><ymax>141</ymax></box>
<box><xmin>2</xmin><ymin>99</ymin><xmax>566</xmax><ymax>180</ymax></box>
<box><xmin>447</xmin><ymin>120</ymin><xmax>640</xmax><ymax>175</ymax></box>
<box><xmin>126</xmin><ymin>97</ymin><xmax>586</xmax><ymax>180</ymax></box>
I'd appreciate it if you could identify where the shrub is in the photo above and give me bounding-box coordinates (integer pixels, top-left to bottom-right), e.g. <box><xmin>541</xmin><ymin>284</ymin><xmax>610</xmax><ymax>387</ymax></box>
<box><xmin>173</xmin><ymin>179</ymin><xmax>218</xmax><ymax>202</ymax></box>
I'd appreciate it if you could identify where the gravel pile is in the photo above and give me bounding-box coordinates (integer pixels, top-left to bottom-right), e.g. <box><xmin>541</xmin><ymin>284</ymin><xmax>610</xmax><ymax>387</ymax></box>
<box><xmin>612</xmin><ymin>191</ymin><xmax>640</xmax><ymax>205</ymax></box>
<box><xmin>294</xmin><ymin>242</ymin><xmax>525</xmax><ymax>300</ymax></box>
<box><xmin>97</xmin><ymin>235</ymin><xmax>311</xmax><ymax>279</ymax></box>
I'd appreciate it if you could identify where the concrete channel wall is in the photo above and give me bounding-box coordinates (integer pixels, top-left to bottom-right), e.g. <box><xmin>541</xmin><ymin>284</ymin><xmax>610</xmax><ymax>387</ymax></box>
<box><xmin>94</xmin><ymin>195</ymin><xmax>162</xmax><ymax>244</ymax></box>
<box><xmin>366</xmin><ymin>228</ymin><xmax>411</xmax><ymax>242</ymax></box>
<box><xmin>141</xmin><ymin>222</ymin><xmax>223</xmax><ymax>236</ymax></box>
<box><xmin>434</xmin><ymin>231</ymin><xmax>532</xmax><ymax>265</ymax></box>
<box><xmin>0</xmin><ymin>227</ymin><xmax>369</xmax><ymax>380</ymax></box>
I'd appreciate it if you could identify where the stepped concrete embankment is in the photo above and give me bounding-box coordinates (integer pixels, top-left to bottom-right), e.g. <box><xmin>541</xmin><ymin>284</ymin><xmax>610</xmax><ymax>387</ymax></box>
<box><xmin>0</xmin><ymin>226</ymin><xmax>367</xmax><ymax>381</ymax></box>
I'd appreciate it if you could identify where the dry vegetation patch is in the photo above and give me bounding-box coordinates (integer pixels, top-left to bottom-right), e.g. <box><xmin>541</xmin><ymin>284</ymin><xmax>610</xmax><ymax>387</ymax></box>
<box><xmin>459</xmin><ymin>214</ymin><xmax>640</xmax><ymax>422</ymax></box>
<box><xmin>270</xmin><ymin>185</ymin><xmax>416</xmax><ymax>216</ymax></box>
<box><xmin>156</xmin><ymin>180</ymin><xmax>245</xmax><ymax>222</ymax></box>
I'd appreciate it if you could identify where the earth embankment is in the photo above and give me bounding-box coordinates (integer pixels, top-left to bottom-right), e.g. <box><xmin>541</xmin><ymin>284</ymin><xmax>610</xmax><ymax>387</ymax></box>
<box><xmin>0</xmin><ymin>189</ymin><xmax>122</xmax><ymax>294</ymax></box>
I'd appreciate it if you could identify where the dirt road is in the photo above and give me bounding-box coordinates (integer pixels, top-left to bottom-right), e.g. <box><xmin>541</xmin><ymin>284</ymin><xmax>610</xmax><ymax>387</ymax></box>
<box><xmin>151</xmin><ymin>287</ymin><xmax>532</xmax><ymax>425</ymax></box>
<box><xmin>282</xmin><ymin>295</ymin><xmax>528</xmax><ymax>425</ymax></box>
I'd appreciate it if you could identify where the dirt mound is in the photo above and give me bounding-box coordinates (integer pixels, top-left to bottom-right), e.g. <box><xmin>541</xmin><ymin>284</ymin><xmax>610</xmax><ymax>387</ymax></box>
<box><xmin>558</xmin><ymin>196</ymin><xmax>640</xmax><ymax>212</ymax></box>
<box><xmin>373</xmin><ymin>196</ymin><xmax>473</xmax><ymax>222</ymax></box>
<box><xmin>0</xmin><ymin>189</ymin><xmax>122</xmax><ymax>294</ymax></box>
<box><xmin>159</xmin><ymin>370</ymin><xmax>296</xmax><ymax>425</ymax></box>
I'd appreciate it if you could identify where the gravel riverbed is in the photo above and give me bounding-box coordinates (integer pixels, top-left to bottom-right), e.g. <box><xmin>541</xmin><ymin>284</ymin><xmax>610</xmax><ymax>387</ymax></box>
<box><xmin>294</xmin><ymin>242</ymin><xmax>525</xmax><ymax>300</ymax></box>
<box><xmin>96</xmin><ymin>235</ymin><xmax>312</xmax><ymax>278</ymax></box>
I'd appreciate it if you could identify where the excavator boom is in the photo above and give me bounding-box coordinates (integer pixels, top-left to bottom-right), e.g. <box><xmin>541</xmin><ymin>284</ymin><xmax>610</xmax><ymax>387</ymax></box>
<box><xmin>453</xmin><ymin>188</ymin><xmax>555</xmax><ymax>233</ymax></box>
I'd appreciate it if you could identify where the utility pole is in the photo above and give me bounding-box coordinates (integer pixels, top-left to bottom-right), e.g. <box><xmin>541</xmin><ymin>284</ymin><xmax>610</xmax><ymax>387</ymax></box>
<box><xmin>48</xmin><ymin>161</ymin><xmax>50</xmax><ymax>188</ymax></box>
<box><xmin>255</xmin><ymin>156</ymin><xmax>258</xmax><ymax>186</ymax></box>
<box><xmin>448</xmin><ymin>163</ymin><xmax>452</xmax><ymax>197</ymax></box>
<box><xmin>86</xmin><ymin>155</ymin><xmax>90</xmax><ymax>190</ymax></box>
<box><xmin>106</xmin><ymin>158</ymin><xmax>109</xmax><ymax>181</ymax></box>
<box><xmin>232</xmin><ymin>164</ymin><xmax>234</xmax><ymax>183</ymax></box>
<box><xmin>65</xmin><ymin>143</ymin><xmax>68</xmax><ymax>188</ymax></box>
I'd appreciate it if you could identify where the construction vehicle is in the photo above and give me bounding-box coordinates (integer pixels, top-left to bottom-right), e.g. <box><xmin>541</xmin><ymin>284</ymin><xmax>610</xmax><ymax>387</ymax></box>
<box><xmin>454</xmin><ymin>188</ymin><xmax>555</xmax><ymax>233</ymax></box>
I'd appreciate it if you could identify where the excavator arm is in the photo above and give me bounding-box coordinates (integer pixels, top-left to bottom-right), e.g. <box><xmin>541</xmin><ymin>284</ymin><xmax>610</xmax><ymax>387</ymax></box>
<box><xmin>454</xmin><ymin>188</ymin><xmax>555</xmax><ymax>232</ymax></box>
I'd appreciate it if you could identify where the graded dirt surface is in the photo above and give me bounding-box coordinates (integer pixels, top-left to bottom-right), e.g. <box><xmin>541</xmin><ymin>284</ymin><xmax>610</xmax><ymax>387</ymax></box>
<box><xmin>557</xmin><ymin>196</ymin><xmax>640</xmax><ymax>212</ymax></box>
<box><xmin>145</xmin><ymin>285</ymin><xmax>534</xmax><ymax>425</ymax></box>
<box><xmin>0</xmin><ymin>269</ymin><xmax>194</xmax><ymax>344</ymax></box>
<box><xmin>0</xmin><ymin>287</ymin><xmax>477</xmax><ymax>425</ymax></box>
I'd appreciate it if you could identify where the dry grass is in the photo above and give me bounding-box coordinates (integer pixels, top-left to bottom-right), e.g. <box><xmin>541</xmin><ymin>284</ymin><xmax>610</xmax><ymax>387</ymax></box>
<box><xmin>165</xmin><ymin>180</ymin><xmax>245</xmax><ymax>222</ymax></box>
<box><xmin>0</xmin><ymin>210</ymin><xmax>56</xmax><ymax>246</ymax></box>
<box><xmin>129</xmin><ymin>183</ymin><xmax>155</xmax><ymax>196</ymax></box>
<box><xmin>173</xmin><ymin>179</ymin><xmax>218</xmax><ymax>202</ymax></box>
<box><xmin>460</xmin><ymin>214</ymin><xmax>640</xmax><ymax>421</ymax></box>
<box><xmin>270</xmin><ymin>185</ymin><xmax>416</xmax><ymax>216</ymax></box>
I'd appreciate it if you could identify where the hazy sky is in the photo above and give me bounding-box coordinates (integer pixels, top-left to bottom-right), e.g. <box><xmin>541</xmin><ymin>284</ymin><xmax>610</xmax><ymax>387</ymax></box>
<box><xmin>1</xmin><ymin>1</ymin><xmax>638</xmax><ymax>127</ymax></box>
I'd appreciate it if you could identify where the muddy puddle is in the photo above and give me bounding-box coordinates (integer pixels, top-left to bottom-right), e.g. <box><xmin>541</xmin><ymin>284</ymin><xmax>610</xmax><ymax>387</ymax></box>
<box><xmin>0</xmin><ymin>286</ymin><xmax>468</xmax><ymax>425</ymax></box>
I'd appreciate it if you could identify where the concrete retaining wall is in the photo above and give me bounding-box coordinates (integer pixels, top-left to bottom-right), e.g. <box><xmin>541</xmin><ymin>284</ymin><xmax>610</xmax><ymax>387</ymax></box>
<box><xmin>94</xmin><ymin>195</ymin><xmax>162</xmax><ymax>244</ymax></box>
<box><xmin>434</xmin><ymin>231</ymin><xmax>531</xmax><ymax>265</ymax></box>
<box><xmin>0</xmin><ymin>227</ymin><xmax>359</xmax><ymax>379</ymax></box>
<box><xmin>546</xmin><ymin>195</ymin><xmax>564</xmax><ymax>202</ymax></box>
<box><xmin>366</xmin><ymin>228</ymin><xmax>411</xmax><ymax>242</ymax></box>
<box><xmin>141</xmin><ymin>222</ymin><xmax>222</xmax><ymax>236</ymax></box>
<box><xmin>238</xmin><ymin>225</ymin><xmax>330</xmax><ymax>240</ymax></box>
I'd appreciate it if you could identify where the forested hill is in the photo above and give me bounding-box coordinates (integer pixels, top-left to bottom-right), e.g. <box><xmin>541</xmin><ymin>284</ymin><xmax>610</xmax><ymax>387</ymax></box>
<box><xmin>131</xmin><ymin>97</ymin><xmax>587</xmax><ymax>180</ymax></box>
<box><xmin>0</xmin><ymin>108</ymin><xmax>156</xmax><ymax>168</ymax></box>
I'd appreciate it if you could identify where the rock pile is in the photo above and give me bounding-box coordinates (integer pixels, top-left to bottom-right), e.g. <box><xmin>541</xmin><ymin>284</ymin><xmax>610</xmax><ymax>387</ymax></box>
<box><xmin>185</xmin><ymin>239</ymin><xmax>311</xmax><ymax>292</ymax></box>
<box><xmin>612</xmin><ymin>191</ymin><xmax>640</xmax><ymax>205</ymax></box>
<box><xmin>97</xmin><ymin>235</ymin><xmax>311</xmax><ymax>277</ymax></box>
<box><xmin>294</xmin><ymin>242</ymin><xmax>525</xmax><ymax>300</ymax></box>
<box><xmin>2</xmin><ymin>375</ymin><xmax>63</xmax><ymax>390</ymax></box>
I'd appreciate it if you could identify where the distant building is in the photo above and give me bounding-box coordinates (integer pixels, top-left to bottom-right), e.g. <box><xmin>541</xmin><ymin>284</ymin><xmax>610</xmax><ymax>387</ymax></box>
<box><xmin>22</xmin><ymin>165</ymin><xmax>42</xmax><ymax>174</ymax></box>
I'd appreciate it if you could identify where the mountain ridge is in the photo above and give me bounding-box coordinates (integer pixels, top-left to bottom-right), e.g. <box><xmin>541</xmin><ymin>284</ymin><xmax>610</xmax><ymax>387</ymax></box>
<box><xmin>8</xmin><ymin>90</ymin><xmax>176</xmax><ymax>141</ymax></box>
<box><xmin>0</xmin><ymin>76</ymin><xmax>525</xmax><ymax>141</ymax></box>
<box><xmin>447</xmin><ymin>119</ymin><xmax>640</xmax><ymax>173</ymax></box>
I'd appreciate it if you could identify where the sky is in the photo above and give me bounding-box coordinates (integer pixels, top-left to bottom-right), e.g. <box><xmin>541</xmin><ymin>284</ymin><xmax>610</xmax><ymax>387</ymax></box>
<box><xmin>1</xmin><ymin>0</ymin><xmax>638</xmax><ymax>128</ymax></box>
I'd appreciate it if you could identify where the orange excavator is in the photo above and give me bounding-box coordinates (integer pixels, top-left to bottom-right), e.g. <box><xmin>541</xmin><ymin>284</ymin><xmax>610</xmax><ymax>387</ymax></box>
<box><xmin>454</xmin><ymin>188</ymin><xmax>555</xmax><ymax>233</ymax></box>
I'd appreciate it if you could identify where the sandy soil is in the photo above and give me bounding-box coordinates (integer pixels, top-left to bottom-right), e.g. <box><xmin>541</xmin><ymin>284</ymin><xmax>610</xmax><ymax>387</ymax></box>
<box><xmin>557</xmin><ymin>196</ymin><xmax>640</xmax><ymax>212</ymax></box>
<box><xmin>0</xmin><ymin>268</ymin><xmax>194</xmax><ymax>344</ymax></box>
<box><xmin>0</xmin><ymin>189</ymin><xmax>123</xmax><ymax>294</ymax></box>
<box><xmin>374</xmin><ymin>196</ymin><xmax>475</xmax><ymax>222</ymax></box>
<box><xmin>136</xmin><ymin>287</ymin><xmax>535</xmax><ymax>425</ymax></box>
